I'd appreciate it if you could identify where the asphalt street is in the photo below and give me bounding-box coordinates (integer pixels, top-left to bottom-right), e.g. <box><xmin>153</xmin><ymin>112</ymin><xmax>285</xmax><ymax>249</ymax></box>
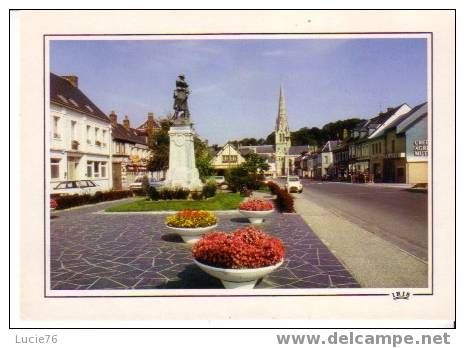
<box><xmin>278</xmin><ymin>179</ymin><xmax>428</xmax><ymax>261</ymax></box>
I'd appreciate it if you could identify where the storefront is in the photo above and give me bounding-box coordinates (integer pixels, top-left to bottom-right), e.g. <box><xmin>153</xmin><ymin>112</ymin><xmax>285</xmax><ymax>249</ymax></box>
<box><xmin>404</xmin><ymin>118</ymin><xmax>428</xmax><ymax>184</ymax></box>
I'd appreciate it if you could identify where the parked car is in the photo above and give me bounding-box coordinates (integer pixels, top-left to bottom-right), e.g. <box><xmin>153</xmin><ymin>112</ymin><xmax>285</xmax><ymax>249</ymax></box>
<box><xmin>129</xmin><ymin>177</ymin><xmax>166</xmax><ymax>191</ymax></box>
<box><xmin>207</xmin><ymin>176</ymin><xmax>226</xmax><ymax>186</ymax></box>
<box><xmin>285</xmin><ymin>176</ymin><xmax>303</xmax><ymax>193</ymax></box>
<box><xmin>52</xmin><ymin>180</ymin><xmax>100</xmax><ymax>196</ymax></box>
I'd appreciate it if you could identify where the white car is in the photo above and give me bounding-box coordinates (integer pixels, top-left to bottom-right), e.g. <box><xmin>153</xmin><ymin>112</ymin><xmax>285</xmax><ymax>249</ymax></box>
<box><xmin>129</xmin><ymin>177</ymin><xmax>165</xmax><ymax>190</ymax></box>
<box><xmin>52</xmin><ymin>180</ymin><xmax>101</xmax><ymax>196</ymax></box>
<box><xmin>285</xmin><ymin>176</ymin><xmax>303</xmax><ymax>193</ymax></box>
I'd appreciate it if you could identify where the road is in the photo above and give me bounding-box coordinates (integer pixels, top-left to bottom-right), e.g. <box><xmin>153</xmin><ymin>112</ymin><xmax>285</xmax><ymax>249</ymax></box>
<box><xmin>278</xmin><ymin>179</ymin><xmax>428</xmax><ymax>261</ymax></box>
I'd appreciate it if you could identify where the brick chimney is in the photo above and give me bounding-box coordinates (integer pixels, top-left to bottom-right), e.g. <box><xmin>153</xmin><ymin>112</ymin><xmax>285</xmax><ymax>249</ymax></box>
<box><xmin>123</xmin><ymin>115</ymin><xmax>130</xmax><ymax>129</ymax></box>
<box><xmin>62</xmin><ymin>75</ymin><xmax>78</xmax><ymax>88</ymax></box>
<box><xmin>109</xmin><ymin>110</ymin><xmax>117</xmax><ymax>126</ymax></box>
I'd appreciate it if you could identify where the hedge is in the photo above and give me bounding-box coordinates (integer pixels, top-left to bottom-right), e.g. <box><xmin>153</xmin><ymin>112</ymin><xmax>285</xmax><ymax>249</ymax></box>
<box><xmin>54</xmin><ymin>190</ymin><xmax>133</xmax><ymax>210</ymax></box>
<box><xmin>267</xmin><ymin>181</ymin><xmax>295</xmax><ymax>213</ymax></box>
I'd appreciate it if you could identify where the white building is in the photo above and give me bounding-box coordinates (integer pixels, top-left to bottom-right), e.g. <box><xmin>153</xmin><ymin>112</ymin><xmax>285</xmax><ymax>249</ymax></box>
<box><xmin>211</xmin><ymin>143</ymin><xmax>246</xmax><ymax>174</ymax></box>
<box><xmin>320</xmin><ymin>140</ymin><xmax>341</xmax><ymax>178</ymax></box>
<box><xmin>50</xmin><ymin>74</ymin><xmax>112</xmax><ymax>192</ymax></box>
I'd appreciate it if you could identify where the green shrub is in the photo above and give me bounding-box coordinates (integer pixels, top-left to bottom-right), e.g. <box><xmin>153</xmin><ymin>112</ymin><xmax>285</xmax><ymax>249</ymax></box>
<box><xmin>159</xmin><ymin>188</ymin><xmax>174</xmax><ymax>200</ymax></box>
<box><xmin>54</xmin><ymin>190</ymin><xmax>133</xmax><ymax>209</ymax></box>
<box><xmin>202</xmin><ymin>180</ymin><xmax>217</xmax><ymax>198</ymax></box>
<box><xmin>191</xmin><ymin>191</ymin><xmax>203</xmax><ymax>200</ymax></box>
<box><xmin>148</xmin><ymin>186</ymin><xmax>160</xmax><ymax>201</ymax></box>
<box><xmin>141</xmin><ymin>176</ymin><xmax>150</xmax><ymax>195</ymax></box>
<box><xmin>173</xmin><ymin>187</ymin><xmax>190</xmax><ymax>199</ymax></box>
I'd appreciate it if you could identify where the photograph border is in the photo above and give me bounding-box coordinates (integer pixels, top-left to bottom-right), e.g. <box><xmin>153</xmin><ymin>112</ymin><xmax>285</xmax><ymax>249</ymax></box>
<box><xmin>43</xmin><ymin>31</ymin><xmax>434</xmax><ymax>299</ymax></box>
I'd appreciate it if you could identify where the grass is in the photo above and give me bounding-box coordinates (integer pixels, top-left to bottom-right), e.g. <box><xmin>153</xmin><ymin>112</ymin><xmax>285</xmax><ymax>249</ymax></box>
<box><xmin>105</xmin><ymin>192</ymin><xmax>244</xmax><ymax>212</ymax></box>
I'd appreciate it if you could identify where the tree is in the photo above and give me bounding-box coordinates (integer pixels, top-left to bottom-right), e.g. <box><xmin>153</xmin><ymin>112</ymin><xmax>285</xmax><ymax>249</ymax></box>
<box><xmin>194</xmin><ymin>137</ymin><xmax>214</xmax><ymax>182</ymax></box>
<box><xmin>147</xmin><ymin>118</ymin><xmax>173</xmax><ymax>172</ymax></box>
<box><xmin>242</xmin><ymin>153</ymin><xmax>270</xmax><ymax>174</ymax></box>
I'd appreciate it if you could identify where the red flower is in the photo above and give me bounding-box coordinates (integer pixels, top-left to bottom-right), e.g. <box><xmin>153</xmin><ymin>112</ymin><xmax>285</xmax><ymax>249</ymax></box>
<box><xmin>192</xmin><ymin>226</ymin><xmax>285</xmax><ymax>269</ymax></box>
<box><xmin>239</xmin><ymin>199</ymin><xmax>274</xmax><ymax>211</ymax></box>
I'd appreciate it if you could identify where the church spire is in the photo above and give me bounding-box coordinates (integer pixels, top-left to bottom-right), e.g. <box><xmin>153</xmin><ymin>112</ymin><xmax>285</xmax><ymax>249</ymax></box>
<box><xmin>276</xmin><ymin>84</ymin><xmax>288</xmax><ymax>131</ymax></box>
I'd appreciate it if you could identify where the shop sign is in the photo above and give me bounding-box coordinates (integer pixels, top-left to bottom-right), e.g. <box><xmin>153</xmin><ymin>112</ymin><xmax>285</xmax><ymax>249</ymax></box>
<box><xmin>413</xmin><ymin>140</ymin><xmax>428</xmax><ymax>157</ymax></box>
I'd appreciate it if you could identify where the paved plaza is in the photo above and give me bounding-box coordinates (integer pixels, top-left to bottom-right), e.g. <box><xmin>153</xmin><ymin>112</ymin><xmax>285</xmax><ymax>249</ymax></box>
<box><xmin>50</xmin><ymin>200</ymin><xmax>359</xmax><ymax>290</ymax></box>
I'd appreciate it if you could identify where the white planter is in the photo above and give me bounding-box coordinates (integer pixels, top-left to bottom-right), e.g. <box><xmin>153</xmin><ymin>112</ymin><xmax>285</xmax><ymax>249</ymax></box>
<box><xmin>166</xmin><ymin>224</ymin><xmax>218</xmax><ymax>244</ymax></box>
<box><xmin>239</xmin><ymin>209</ymin><xmax>274</xmax><ymax>224</ymax></box>
<box><xmin>194</xmin><ymin>259</ymin><xmax>283</xmax><ymax>289</ymax></box>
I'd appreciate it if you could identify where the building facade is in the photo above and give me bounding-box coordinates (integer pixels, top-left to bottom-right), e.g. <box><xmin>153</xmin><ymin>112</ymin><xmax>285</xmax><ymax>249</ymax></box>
<box><xmin>109</xmin><ymin>112</ymin><xmax>151</xmax><ymax>190</ymax></box>
<box><xmin>211</xmin><ymin>143</ymin><xmax>246</xmax><ymax>174</ymax></box>
<box><xmin>50</xmin><ymin>73</ymin><xmax>112</xmax><ymax>192</ymax></box>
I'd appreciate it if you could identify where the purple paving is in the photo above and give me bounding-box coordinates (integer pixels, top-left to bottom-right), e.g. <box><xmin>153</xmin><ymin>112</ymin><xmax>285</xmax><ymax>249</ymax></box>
<box><xmin>50</xmin><ymin>200</ymin><xmax>360</xmax><ymax>290</ymax></box>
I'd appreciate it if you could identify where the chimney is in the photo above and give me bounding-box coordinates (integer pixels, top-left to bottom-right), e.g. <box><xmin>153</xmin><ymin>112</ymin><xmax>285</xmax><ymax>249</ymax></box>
<box><xmin>123</xmin><ymin>115</ymin><xmax>130</xmax><ymax>129</ymax></box>
<box><xmin>387</xmin><ymin>107</ymin><xmax>394</xmax><ymax>112</ymax></box>
<box><xmin>62</xmin><ymin>75</ymin><xmax>78</xmax><ymax>88</ymax></box>
<box><xmin>109</xmin><ymin>110</ymin><xmax>117</xmax><ymax>126</ymax></box>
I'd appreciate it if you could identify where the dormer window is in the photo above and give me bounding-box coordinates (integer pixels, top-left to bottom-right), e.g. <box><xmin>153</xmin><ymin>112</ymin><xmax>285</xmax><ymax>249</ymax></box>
<box><xmin>69</xmin><ymin>99</ymin><xmax>79</xmax><ymax>107</ymax></box>
<box><xmin>57</xmin><ymin>94</ymin><xmax>68</xmax><ymax>103</ymax></box>
<box><xmin>84</xmin><ymin>105</ymin><xmax>94</xmax><ymax>113</ymax></box>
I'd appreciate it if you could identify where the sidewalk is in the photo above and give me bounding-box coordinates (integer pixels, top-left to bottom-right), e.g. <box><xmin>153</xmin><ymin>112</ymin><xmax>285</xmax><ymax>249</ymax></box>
<box><xmin>293</xmin><ymin>195</ymin><xmax>428</xmax><ymax>288</ymax></box>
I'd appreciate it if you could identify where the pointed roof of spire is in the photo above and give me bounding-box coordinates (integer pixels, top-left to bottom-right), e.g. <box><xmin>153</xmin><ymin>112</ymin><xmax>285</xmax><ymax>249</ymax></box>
<box><xmin>276</xmin><ymin>84</ymin><xmax>288</xmax><ymax>130</ymax></box>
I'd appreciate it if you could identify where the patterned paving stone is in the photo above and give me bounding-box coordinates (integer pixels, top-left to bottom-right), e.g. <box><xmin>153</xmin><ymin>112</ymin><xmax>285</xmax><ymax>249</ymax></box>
<box><xmin>50</xmin><ymin>201</ymin><xmax>360</xmax><ymax>290</ymax></box>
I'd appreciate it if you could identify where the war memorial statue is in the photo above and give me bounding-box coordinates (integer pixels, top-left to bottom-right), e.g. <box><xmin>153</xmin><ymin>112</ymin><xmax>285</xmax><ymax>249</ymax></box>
<box><xmin>164</xmin><ymin>75</ymin><xmax>202</xmax><ymax>189</ymax></box>
<box><xmin>172</xmin><ymin>74</ymin><xmax>191</xmax><ymax>125</ymax></box>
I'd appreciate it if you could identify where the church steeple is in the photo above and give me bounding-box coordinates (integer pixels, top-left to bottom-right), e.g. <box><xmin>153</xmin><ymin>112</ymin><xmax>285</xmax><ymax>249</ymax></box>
<box><xmin>276</xmin><ymin>85</ymin><xmax>289</xmax><ymax>132</ymax></box>
<box><xmin>275</xmin><ymin>85</ymin><xmax>291</xmax><ymax>150</ymax></box>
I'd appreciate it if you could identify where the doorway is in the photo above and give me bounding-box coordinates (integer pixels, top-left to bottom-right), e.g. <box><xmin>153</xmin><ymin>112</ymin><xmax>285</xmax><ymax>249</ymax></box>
<box><xmin>112</xmin><ymin>162</ymin><xmax>122</xmax><ymax>190</ymax></box>
<box><xmin>67</xmin><ymin>157</ymin><xmax>79</xmax><ymax>180</ymax></box>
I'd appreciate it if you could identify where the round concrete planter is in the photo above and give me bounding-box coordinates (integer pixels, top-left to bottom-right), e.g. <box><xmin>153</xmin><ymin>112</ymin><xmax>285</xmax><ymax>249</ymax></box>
<box><xmin>193</xmin><ymin>259</ymin><xmax>283</xmax><ymax>289</ymax></box>
<box><xmin>166</xmin><ymin>224</ymin><xmax>218</xmax><ymax>244</ymax></box>
<box><xmin>239</xmin><ymin>209</ymin><xmax>274</xmax><ymax>224</ymax></box>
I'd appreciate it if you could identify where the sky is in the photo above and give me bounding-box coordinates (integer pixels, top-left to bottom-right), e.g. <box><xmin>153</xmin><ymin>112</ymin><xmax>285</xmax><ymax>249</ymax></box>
<box><xmin>50</xmin><ymin>38</ymin><xmax>427</xmax><ymax>145</ymax></box>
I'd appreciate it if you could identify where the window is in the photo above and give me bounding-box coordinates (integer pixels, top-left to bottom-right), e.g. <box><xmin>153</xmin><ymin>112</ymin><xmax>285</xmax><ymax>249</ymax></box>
<box><xmin>51</xmin><ymin>158</ymin><xmax>60</xmax><ymax>179</ymax></box>
<box><xmin>94</xmin><ymin>161</ymin><xmax>100</xmax><ymax>177</ymax></box>
<box><xmin>102</xmin><ymin>130</ymin><xmax>107</xmax><ymax>146</ymax></box>
<box><xmin>71</xmin><ymin>120</ymin><xmax>77</xmax><ymax>140</ymax></box>
<box><xmin>371</xmin><ymin>144</ymin><xmax>375</xmax><ymax>154</ymax></box>
<box><xmin>87</xmin><ymin>161</ymin><xmax>93</xmax><ymax>177</ymax></box>
<box><xmin>101</xmin><ymin>162</ymin><xmax>107</xmax><ymax>178</ymax></box>
<box><xmin>86</xmin><ymin>125</ymin><xmax>91</xmax><ymax>143</ymax></box>
<box><xmin>391</xmin><ymin>140</ymin><xmax>395</xmax><ymax>153</ymax></box>
<box><xmin>95</xmin><ymin>128</ymin><xmax>99</xmax><ymax>143</ymax></box>
<box><xmin>222</xmin><ymin>155</ymin><xmax>238</xmax><ymax>163</ymax></box>
<box><xmin>53</xmin><ymin>117</ymin><xmax>60</xmax><ymax>138</ymax></box>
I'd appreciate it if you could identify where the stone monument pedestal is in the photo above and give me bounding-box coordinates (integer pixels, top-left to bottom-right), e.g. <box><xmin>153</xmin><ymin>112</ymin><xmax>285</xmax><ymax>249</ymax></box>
<box><xmin>164</xmin><ymin>124</ymin><xmax>202</xmax><ymax>190</ymax></box>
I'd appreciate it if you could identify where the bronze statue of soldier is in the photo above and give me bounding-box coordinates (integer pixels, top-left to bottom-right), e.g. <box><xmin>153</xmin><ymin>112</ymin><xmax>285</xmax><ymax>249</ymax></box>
<box><xmin>172</xmin><ymin>74</ymin><xmax>191</xmax><ymax>125</ymax></box>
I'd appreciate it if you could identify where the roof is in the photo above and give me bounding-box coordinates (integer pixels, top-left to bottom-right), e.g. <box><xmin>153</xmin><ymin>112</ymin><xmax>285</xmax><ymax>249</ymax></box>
<box><xmin>238</xmin><ymin>144</ymin><xmax>275</xmax><ymax>154</ymax></box>
<box><xmin>386</xmin><ymin>102</ymin><xmax>427</xmax><ymax>130</ymax></box>
<box><xmin>50</xmin><ymin>73</ymin><xmax>110</xmax><ymax>122</ymax></box>
<box><xmin>397</xmin><ymin>102</ymin><xmax>428</xmax><ymax>134</ymax></box>
<box><xmin>289</xmin><ymin>145</ymin><xmax>310</xmax><ymax>155</ymax></box>
<box><xmin>321</xmin><ymin>140</ymin><xmax>341</xmax><ymax>152</ymax></box>
<box><xmin>112</xmin><ymin>123</ymin><xmax>147</xmax><ymax>145</ymax></box>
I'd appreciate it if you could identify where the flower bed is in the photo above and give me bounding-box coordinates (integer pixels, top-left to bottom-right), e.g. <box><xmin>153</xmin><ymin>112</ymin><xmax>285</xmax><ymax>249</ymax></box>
<box><xmin>192</xmin><ymin>226</ymin><xmax>285</xmax><ymax>269</ymax></box>
<box><xmin>239</xmin><ymin>199</ymin><xmax>273</xmax><ymax>211</ymax></box>
<box><xmin>165</xmin><ymin>210</ymin><xmax>217</xmax><ymax>228</ymax></box>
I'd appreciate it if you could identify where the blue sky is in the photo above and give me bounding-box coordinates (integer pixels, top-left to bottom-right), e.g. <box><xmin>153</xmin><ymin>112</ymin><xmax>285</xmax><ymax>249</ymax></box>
<box><xmin>50</xmin><ymin>38</ymin><xmax>427</xmax><ymax>145</ymax></box>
